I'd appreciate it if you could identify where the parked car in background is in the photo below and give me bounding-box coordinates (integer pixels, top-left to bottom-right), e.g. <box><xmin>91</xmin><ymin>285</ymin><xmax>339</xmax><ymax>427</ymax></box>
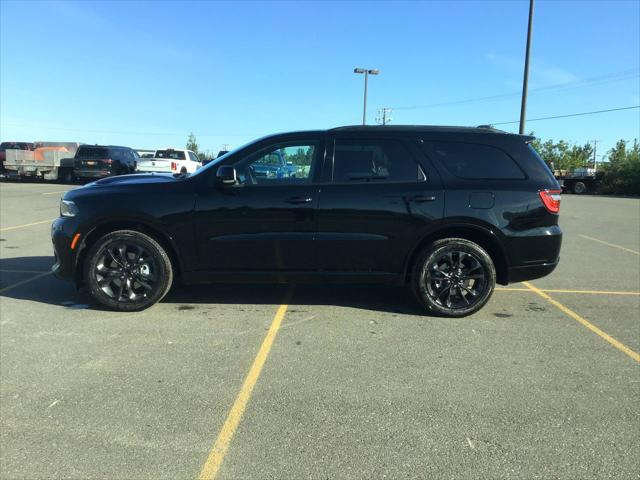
<box><xmin>52</xmin><ymin>125</ymin><xmax>562</xmax><ymax>316</ymax></box>
<box><xmin>0</xmin><ymin>142</ymin><xmax>34</xmax><ymax>174</ymax></box>
<box><xmin>250</xmin><ymin>149</ymin><xmax>300</xmax><ymax>179</ymax></box>
<box><xmin>73</xmin><ymin>145</ymin><xmax>138</xmax><ymax>180</ymax></box>
<box><xmin>136</xmin><ymin>148</ymin><xmax>201</xmax><ymax>174</ymax></box>
<box><xmin>140</xmin><ymin>153</ymin><xmax>155</xmax><ymax>159</ymax></box>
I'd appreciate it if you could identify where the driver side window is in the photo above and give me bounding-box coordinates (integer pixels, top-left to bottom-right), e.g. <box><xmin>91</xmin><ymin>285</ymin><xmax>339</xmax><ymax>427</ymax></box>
<box><xmin>233</xmin><ymin>142</ymin><xmax>318</xmax><ymax>186</ymax></box>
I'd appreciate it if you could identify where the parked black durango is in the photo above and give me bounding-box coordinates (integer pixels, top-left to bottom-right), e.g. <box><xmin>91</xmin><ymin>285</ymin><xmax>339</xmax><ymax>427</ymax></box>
<box><xmin>73</xmin><ymin>145</ymin><xmax>139</xmax><ymax>180</ymax></box>
<box><xmin>52</xmin><ymin>126</ymin><xmax>562</xmax><ymax>316</ymax></box>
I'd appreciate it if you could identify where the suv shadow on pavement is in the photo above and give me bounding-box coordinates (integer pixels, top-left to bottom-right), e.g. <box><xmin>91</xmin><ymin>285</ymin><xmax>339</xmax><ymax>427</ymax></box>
<box><xmin>0</xmin><ymin>256</ymin><xmax>424</xmax><ymax>316</ymax></box>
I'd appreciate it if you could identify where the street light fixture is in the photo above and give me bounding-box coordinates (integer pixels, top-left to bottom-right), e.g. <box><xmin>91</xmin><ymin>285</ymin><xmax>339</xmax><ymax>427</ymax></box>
<box><xmin>354</xmin><ymin>67</ymin><xmax>380</xmax><ymax>125</ymax></box>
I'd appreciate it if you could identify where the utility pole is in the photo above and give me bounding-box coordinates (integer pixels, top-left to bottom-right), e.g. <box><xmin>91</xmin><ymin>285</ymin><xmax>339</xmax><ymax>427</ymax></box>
<box><xmin>376</xmin><ymin>107</ymin><xmax>393</xmax><ymax>125</ymax></box>
<box><xmin>592</xmin><ymin>139</ymin><xmax>600</xmax><ymax>172</ymax></box>
<box><xmin>519</xmin><ymin>0</ymin><xmax>535</xmax><ymax>135</ymax></box>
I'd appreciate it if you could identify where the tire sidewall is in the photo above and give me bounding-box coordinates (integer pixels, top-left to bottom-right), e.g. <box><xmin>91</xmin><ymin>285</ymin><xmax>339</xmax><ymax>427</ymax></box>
<box><xmin>84</xmin><ymin>230</ymin><xmax>172</xmax><ymax>311</ymax></box>
<box><xmin>412</xmin><ymin>238</ymin><xmax>496</xmax><ymax>317</ymax></box>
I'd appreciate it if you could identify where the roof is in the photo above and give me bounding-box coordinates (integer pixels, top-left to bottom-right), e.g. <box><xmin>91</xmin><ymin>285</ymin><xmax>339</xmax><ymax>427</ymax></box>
<box><xmin>328</xmin><ymin>125</ymin><xmax>508</xmax><ymax>134</ymax></box>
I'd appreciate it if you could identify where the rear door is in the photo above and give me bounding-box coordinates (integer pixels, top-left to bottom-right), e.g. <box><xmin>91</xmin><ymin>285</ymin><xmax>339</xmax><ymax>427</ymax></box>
<box><xmin>316</xmin><ymin>134</ymin><xmax>444</xmax><ymax>276</ymax></box>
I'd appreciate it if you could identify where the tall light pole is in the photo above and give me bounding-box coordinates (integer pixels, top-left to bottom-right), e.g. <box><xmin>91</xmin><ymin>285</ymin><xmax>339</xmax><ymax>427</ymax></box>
<box><xmin>354</xmin><ymin>68</ymin><xmax>379</xmax><ymax>125</ymax></box>
<box><xmin>519</xmin><ymin>0</ymin><xmax>534</xmax><ymax>135</ymax></box>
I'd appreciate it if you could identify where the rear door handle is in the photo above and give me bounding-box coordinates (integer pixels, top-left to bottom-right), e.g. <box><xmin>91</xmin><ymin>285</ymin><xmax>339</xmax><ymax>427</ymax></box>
<box><xmin>408</xmin><ymin>195</ymin><xmax>436</xmax><ymax>203</ymax></box>
<box><xmin>285</xmin><ymin>196</ymin><xmax>313</xmax><ymax>204</ymax></box>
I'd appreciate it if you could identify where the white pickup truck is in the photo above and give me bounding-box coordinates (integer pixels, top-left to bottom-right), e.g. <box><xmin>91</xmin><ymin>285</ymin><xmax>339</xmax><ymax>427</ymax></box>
<box><xmin>136</xmin><ymin>148</ymin><xmax>202</xmax><ymax>174</ymax></box>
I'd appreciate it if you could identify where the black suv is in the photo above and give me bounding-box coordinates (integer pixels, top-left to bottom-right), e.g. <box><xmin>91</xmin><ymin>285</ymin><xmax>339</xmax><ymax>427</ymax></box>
<box><xmin>52</xmin><ymin>126</ymin><xmax>562</xmax><ymax>316</ymax></box>
<box><xmin>73</xmin><ymin>145</ymin><xmax>139</xmax><ymax>180</ymax></box>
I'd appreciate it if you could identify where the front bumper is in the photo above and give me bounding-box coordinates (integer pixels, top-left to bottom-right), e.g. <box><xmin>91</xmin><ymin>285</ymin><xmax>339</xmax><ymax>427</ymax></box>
<box><xmin>51</xmin><ymin>217</ymin><xmax>79</xmax><ymax>282</ymax></box>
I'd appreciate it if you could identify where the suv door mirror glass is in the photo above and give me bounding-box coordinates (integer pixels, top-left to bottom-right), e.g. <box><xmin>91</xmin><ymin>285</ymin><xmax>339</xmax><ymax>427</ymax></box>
<box><xmin>216</xmin><ymin>165</ymin><xmax>237</xmax><ymax>186</ymax></box>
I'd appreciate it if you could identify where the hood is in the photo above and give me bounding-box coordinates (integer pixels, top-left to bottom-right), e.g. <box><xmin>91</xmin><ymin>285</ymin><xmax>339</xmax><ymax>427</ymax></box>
<box><xmin>88</xmin><ymin>172</ymin><xmax>180</xmax><ymax>187</ymax></box>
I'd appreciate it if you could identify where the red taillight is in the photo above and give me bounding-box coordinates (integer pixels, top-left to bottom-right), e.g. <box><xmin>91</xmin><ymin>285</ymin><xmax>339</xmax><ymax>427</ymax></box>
<box><xmin>539</xmin><ymin>189</ymin><xmax>562</xmax><ymax>213</ymax></box>
<box><xmin>171</xmin><ymin>161</ymin><xmax>177</xmax><ymax>171</ymax></box>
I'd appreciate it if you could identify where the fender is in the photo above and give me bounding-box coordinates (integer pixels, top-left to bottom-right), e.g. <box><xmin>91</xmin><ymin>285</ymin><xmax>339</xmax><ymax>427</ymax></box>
<box><xmin>402</xmin><ymin>218</ymin><xmax>511</xmax><ymax>284</ymax></box>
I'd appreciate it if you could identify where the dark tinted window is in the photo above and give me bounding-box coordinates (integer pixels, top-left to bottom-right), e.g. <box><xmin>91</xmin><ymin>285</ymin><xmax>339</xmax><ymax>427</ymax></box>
<box><xmin>110</xmin><ymin>148</ymin><xmax>128</xmax><ymax>161</ymax></box>
<box><xmin>333</xmin><ymin>138</ymin><xmax>419</xmax><ymax>182</ymax></box>
<box><xmin>76</xmin><ymin>147</ymin><xmax>109</xmax><ymax>159</ymax></box>
<box><xmin>155</xmin><ymin>149</ymin><xmax>186</xmax><ymax>160</ymax></box>
<box><xmin>425</xmin><ymin>141</ymin><xmax>525</xmax><ymax>179</ymax></box>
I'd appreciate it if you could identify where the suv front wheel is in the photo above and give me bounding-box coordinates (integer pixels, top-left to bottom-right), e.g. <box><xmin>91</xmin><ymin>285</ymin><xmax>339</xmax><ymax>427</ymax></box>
<box><xmin>412</xmin><ymin>238</ymin><xmax>496</xmax><ymax>317</ymax></box>
<box><xmin>84</xmin><ymin>230</ymin><xmax>173</xmax><ymax>311</ymax></box>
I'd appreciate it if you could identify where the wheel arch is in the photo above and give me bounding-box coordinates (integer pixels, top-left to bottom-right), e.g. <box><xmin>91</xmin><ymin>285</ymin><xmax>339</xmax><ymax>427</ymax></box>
<box><xmin>75</xmin><ymin>219</ymin><xmax>182</xmax><ymax>286</ymax></box>
<box><xmin>404</xmin><ymin>223</ymin><xmax>509</xmax><ymax>285</ymax></box>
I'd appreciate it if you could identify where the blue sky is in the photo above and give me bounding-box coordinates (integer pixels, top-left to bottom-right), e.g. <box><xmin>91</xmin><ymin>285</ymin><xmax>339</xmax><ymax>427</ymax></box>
<box><xmin>1</xmin><ymin>0</ymin><xmax>639</xmax><ymax>158</ymax></box>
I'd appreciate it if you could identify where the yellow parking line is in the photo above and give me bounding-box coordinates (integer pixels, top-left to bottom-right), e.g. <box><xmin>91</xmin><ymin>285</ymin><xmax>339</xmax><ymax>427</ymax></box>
<box><xmin>523</xmin><ymin>281</ymin><xmax>639</xmax><ymax>363</ymax></box>
<box><xmin>0</xmin><ymin>219</ymin><xmax>52</xmax><ymax>232</ymax></box>
<box><xmin>496</xmin><ymin>287</ymin><xmax>640</xmax><ymax>296</ymax></box>
<box><xmin>579</xmin><ymin>234</ymin><xmax>640</xmax><ymax>255</ymax></box>
<box><xmin>198</xmin><ymin>288</ymin><xmax>293</xmax><ymax>480</ymax></box>
<box><xmin>0</xmin><ymin>271</ymin><xmax>52</xmax><ymax>294</ymax></box>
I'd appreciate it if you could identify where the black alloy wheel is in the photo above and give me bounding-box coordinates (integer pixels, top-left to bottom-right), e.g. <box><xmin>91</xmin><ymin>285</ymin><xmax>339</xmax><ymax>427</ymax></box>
<box><xmin>412</xmin><ymin>238</ymin><xmax>496</xmax><ymax>317</ymax></box>
<box><xmin>85</xmin><ymin>230</ymin><xmax>173</xmax><ymax>311</ymax></box>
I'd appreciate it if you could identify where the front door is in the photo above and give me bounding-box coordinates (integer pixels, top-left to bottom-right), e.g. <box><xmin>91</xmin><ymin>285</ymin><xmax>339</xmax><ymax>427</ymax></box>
<box><xmin>194</xmin><ymin>137</ymin><xmax>323</xmax><ymax>272</ymax></box>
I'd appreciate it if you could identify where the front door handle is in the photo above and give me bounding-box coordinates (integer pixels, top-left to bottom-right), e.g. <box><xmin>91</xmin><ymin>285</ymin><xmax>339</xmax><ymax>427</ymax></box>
<box><xmin>408</xmin><ymin>195</ymin><xmax>437</xmax><ymax>203</ymax></box>
<box><xmin>285</xmin><ymin>196</ymin><xmax>313</xmax><ymax>204</ymax></box>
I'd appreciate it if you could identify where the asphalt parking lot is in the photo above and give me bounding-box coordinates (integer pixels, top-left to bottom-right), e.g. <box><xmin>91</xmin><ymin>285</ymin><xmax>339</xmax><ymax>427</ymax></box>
<box><xmin>0</xmin><ymin>181</ymin><xmax>638</xmax><ymax>480</ymax></box>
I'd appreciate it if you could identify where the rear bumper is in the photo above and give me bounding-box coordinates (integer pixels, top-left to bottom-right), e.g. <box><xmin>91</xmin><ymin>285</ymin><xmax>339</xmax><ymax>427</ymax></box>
<box><xmin>504</xmin><ymin>225</ymin><xmax>562</xmax><ymax>283</ymax></box>
<box><xmin>74</xmin><ymin>169</ymin><xmax>113</xmax><ymax>179</ymax></box>
<box><xmin>507</xmin><ymin>259</ymin><xmax>559</xmax><ymax>283</ymax></box>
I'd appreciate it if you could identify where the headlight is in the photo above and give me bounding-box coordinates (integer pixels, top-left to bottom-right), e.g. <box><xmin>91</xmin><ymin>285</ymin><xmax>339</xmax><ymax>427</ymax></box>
<box><xmin>60</xmin><ymin>199</ymin><xmax>78</xmax><ymax>217</ymax></box>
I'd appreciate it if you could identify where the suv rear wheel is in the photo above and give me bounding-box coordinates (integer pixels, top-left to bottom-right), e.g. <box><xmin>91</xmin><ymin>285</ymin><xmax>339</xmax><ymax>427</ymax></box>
<box><xmin>84</xmin><ymin>230</ymin><xmax>173</xmax><ymax>311</ymax></box>
<box><xmin>412</xmin><ymin>238</ymin><xmax>496</xmax><ymax>317</ymax></box>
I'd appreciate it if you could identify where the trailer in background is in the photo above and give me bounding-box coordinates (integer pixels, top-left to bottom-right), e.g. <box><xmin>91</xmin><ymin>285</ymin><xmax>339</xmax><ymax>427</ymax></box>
<box><xmin>3</xmin><ymin>142</ymin><xmax>81</xmax><ymax>182</ymax></box>
<box><xmin>554</xmin><ymin>167</ymin><xmax>601</xmax><ymax>194</ymax></box>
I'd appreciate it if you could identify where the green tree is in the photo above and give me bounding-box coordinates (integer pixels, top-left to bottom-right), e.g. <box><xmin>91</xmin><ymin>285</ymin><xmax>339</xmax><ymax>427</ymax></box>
<box><xmin>600</xmin><ymin>139</ymin><xmax>640</xmax><ymax>195</ymax></box>
<box><xmin>186</xmin><ymin>132</ymin><xmax>199</xmax><ymax>154</ymax></box>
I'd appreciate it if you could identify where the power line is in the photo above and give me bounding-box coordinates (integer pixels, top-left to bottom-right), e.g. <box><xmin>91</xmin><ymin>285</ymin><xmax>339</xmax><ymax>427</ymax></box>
<box><xmin>391</xmin><ymin>68</ymin><xmax>640</xmax><ymax>111</ymax></box>
<box><xmin>489</xmin><ymin>105</ymin><xmax>640</xmax><ymax>126</ymax></box>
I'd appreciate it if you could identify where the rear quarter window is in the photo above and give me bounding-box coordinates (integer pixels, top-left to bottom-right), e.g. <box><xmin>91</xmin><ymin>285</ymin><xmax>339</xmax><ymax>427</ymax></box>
<box><xmin>424</xmin><ymin>141</ymin><xmax>525</xmax><ymax>180</ymax></box>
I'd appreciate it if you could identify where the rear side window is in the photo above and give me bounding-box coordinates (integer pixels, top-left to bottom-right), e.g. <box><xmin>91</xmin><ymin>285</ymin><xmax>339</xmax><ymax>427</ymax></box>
<box><xmin>425</xmin><ymin>141</ymin><xmax>525</xmax><ymax>180</ymax></box>
<box><xmin>333</xmin><ymin>138</ymin><xmax>420</xmax><ymax>183</ymax></box>
<box><xmin>156</xmin><ymin>149</ymin><xmax>186</xmax><ymax>160</ymax></box>
<box><xmin>77</xmin><ymin>147</ymin><xmax>109</xmax><ymax>159</ymax></box>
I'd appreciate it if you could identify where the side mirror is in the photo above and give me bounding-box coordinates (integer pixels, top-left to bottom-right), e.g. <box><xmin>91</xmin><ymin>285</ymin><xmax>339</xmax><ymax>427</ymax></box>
<box><xmin>216</xmin><ymin>165</ymin><xmax>237</xmax><ymax>186</ymax></box>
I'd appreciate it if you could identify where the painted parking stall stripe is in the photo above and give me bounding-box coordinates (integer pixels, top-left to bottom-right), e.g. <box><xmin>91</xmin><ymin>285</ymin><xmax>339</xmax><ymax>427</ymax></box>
<box><xmin>198</xmin><ymin>287</ymin><xmax>293</xmax><ymax>480</ymax></box>
<box><xmin>523</xmin><ymin>281</ymin><xmax>640</xmax><ymax>363</ymax></box>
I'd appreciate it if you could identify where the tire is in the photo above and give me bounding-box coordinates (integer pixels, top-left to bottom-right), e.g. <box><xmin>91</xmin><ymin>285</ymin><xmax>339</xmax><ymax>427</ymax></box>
<box><xmin>84</xmin><ymin>230</ymin><xmax>173</xmax><ymax>311</ymax></box>
<box><xmin>60</xmin><ymin>167</ymin><xmax>75</xmax><ymax>184</ymax></box>
<box><xmin>573</xmin><ymin>181</ymin><xmax>587</xmax><ymax>194</ymax></box>
<box><xmin>180</xmin><ymin>167</ymin><xmax>187</xmax><ymax>175</ymax></box>
<box><xmin>411</xmin><ymin>238</ymin><xmax>496</xmax><ymax>317</ymax></box>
